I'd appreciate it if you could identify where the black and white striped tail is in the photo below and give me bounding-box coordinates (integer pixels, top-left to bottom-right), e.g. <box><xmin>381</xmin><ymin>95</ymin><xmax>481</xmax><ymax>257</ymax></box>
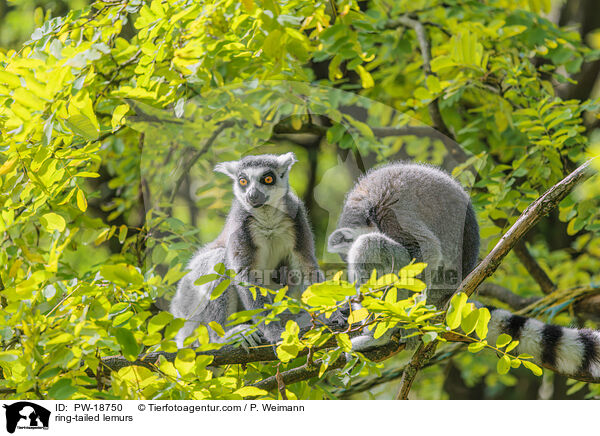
<box><xmin>487</xmin><ymin>308</ymin><xmax>600</xmax><ymax>377</ymax></box>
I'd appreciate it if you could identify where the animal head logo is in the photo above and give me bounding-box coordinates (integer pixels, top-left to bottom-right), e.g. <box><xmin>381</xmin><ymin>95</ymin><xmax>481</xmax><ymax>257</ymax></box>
<box><xmin>3</xmin><ymin>402</ymin><xmax>50</xmax><ymax>434</ymax></box>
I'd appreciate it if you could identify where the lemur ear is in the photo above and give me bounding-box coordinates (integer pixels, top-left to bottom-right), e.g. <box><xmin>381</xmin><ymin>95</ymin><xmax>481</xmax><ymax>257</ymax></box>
<box><xmin>276</xmin><ymin>152</ymin><xmax>297</xmax><ymax>176</ymax></box>
<box><xmin>327</xmin><ymin>228</ymin><xmax>356</xmax><ymax>255</ymax></box>
<box><xmin>214</xmin><ymin>160</ymin><xmax>240</xmax><ymax>179</ymax></box>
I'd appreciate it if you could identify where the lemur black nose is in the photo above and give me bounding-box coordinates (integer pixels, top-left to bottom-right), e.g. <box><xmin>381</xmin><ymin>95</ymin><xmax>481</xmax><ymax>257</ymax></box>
<box><xmin>247</xmin><ymin>189</ymin><xmax>266</xmax><ymax>208</ymax></box>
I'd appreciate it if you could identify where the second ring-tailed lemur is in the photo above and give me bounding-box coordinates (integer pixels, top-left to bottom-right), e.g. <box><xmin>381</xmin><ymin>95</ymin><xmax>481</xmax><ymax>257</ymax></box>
<box><xmin>328</xmin><ymin>162</ymin><xmax>479</xmax><ymax>309</ymax></box>
<box><xmin>328</xmin><ymin>162</ymin><xmax>600</xmax><ymax>378</ymax></box>
<box><xmin>171</xmin><ymin>152</ymin><xmax>324</xmax><ymax>348</ymax></box>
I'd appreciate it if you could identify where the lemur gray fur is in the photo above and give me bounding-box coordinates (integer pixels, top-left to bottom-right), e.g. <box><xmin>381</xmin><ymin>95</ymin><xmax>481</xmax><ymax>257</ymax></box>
<box><xmin>171</xmin><ymin>152</ymin><xmax>324</xmax><ymax>348</ymax></box>
<box><xmin>328</xmin><ymin>162</ymin><xmax>479</xmax><ymax>309</ymax></box>
<box><xmin>328</xmin><ymin>162</ymin><xmax>600</xmax><ymax>378</ymax></box>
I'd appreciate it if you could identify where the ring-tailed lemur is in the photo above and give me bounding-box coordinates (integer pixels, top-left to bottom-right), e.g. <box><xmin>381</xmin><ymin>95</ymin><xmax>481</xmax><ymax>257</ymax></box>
<box><xmin>328</xmin><ymin>162</ymin><xmax>600</xmax><ymax>378</ymax></box>
<box><xmin>171</xmin><ymin>152</ymin><xmax>324</xmax><ymax>348</ymax></box>
<box><xmin>328</xmin><ymin>162</ymin><xmax>479</xmax><ymax>309</ymax></box>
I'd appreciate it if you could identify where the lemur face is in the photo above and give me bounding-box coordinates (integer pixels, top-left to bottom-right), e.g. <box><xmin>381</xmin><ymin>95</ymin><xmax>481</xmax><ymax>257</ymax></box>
<box><xmin>214</xmin><ymin>152</ymin><xmax>297</xmax><ymax>211</ymax></box>
<box><xmin>235</xmin><ymin>166</ymin><xmax>287</xmax><ymax>209</ymax></box>
<box><xmin>327</xmin><ymin>204</ymin><xmax>379</xmax><ymax>256</ymax></box>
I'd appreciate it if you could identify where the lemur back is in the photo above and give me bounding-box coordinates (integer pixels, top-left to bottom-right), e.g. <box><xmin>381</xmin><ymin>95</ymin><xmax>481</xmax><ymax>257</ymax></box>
<box><xmin>329</xmin><ymin>162</ymin><xmax>479</xmax><ymax>308</ymax></box>
<box><xmin>328</xmin><ymin>161</ymin><xmax>600</xmax><ymax>379</ymax></box>
<box><xmin>170</xmin><ymin>152</ymin><xmax>323</xmax><ymax>348</ymax></box>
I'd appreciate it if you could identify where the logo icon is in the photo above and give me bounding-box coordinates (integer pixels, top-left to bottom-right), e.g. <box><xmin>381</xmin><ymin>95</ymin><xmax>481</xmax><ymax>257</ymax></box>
<box><xmin>2</xmin><ymin>402</ymin><xmax>50</xmax><ymax>434</ymax></box>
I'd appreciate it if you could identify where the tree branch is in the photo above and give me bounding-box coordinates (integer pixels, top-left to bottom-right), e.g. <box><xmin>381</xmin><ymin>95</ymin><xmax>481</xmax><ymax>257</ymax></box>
<box><xmin>454</xmin><ymin>159</ymin><xmax>596</xmax><ymax>300</ymax></box>
<box><xmin>99</xmin><ymin>326</ymin><xmax>346</xmax><ymax>373</ymax></box>
<box><xmin>273</xmin><ymin>122</ymin><xmax>469</xmax><ymax>163</ymax></box>
<box><xmin>477</xmin><ymin>282</ymin><xmax>541</xmax><ymax>310</ymax></box>
<box><xmin>388</xmin><ymin>159</ymin><xmax>596</xmax><ymax>399</ymax></box>
<box><xmin>101</xmin><ymin>344</ymin><xmax>279</xmax><ymax>372</ymax></box>
<box><xmin>250</xmin><ymin>340</ymin><xmax>406</xmax><ymax>392</ymax></box>
<box><xmin>513</xmin><ymin>241</ymin><xmax>556</xmax><ymax>295</ymax></box>
<box><xmin>394</xmin><ymin>341</ymin><xmax>438</xmax><ymax>399</ymax></box>
<box><xmin>252</xmin><ymin>357</ymin><xmax>346</xmax><ymax>392</ymax></box>
<box><xmin>334</xmin><ymin>344</ymin><xmax>464</xmax><ymax>398</ymax></box>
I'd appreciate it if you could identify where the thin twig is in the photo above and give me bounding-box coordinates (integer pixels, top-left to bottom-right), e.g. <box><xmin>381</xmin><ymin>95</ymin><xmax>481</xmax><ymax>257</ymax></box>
<box><xmin>168</xmin><ymin>120</ymin><xmax>234</xmax><ymax>205</ymax></box>
<box><xmin>273</xmin><ymin>122</ymin><xmax>468</xmax><ymax>162</ymax></box>
<box><xmin>513</xmin><ymin>241</ymin><xmax>556</xmax><ymax>295</ymax></box>
<box><xmin>335</xmin><ymin>344</ymin><xmax>464</xmax><ymax>398</ymax></box>
<box><xmin>250</xmin><ymin>340</ymin><xmax>406</xmax><ymax>392</ymax></box>
<box><xmin>384</xmin><ymin>16</ymin><xmax>467</xmax><ymax>162</ymax></box>
<box><xmin>477</xmin><ymin>282</ymin><xmax>540</xmax><ymax>310</ymax></box>
<box><xmin>252</xmin><ymin>356</ymin><xmax>347</xmax><ymax>391</ymax></box>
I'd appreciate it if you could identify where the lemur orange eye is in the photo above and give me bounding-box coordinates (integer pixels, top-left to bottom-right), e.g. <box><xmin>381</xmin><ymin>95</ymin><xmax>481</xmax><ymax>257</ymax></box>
<box><xmin>264</xmin><ymin>176</ymin><xmax>273</xmax><ymax>184</ymax></box>
<box><xmin>239</xmin><ymin>178</ymin><xmax>248</xmax><ymax>186</ymax></box>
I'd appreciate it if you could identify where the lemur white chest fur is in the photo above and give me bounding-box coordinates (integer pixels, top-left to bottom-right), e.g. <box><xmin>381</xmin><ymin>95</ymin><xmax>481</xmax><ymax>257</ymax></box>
<box><xmin>247</xmin><ymin>204</ymin><xmax>296</xmax><ymax>271</ymax></box>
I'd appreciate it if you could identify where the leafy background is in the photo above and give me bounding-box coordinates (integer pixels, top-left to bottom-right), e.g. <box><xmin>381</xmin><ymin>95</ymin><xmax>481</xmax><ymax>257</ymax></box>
<box><xmin>0</xmin><ymin>0</ymin><xmax>599</xmax><ymax>399</ymax></box>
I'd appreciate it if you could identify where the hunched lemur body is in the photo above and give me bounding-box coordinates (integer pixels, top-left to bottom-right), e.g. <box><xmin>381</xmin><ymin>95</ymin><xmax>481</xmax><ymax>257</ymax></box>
<box><xmin>328</xmin><ymin>162</ymin><xmax>600</xmax><ymax>378</ymax></box>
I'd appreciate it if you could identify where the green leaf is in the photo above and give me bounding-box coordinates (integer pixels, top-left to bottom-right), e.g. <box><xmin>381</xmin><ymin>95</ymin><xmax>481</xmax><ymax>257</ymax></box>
<box><xmin>0</xmin><ymin>71</ymin><xmax>21</xmax><ymax>88</ymax></box>
<box><xmin>373</xmin><ymin>321</ymin><xmax>396</xmax><ymax>339</ymax></box>
<box><xmin>174</xmin><ymin>349</ymin><xmax>196</xmax><ymax>375</ymax></box>
<box><xmin>446</xmin><ymin>292</ymin><xmax>468</xmax><ymax>329</ymax></box>
<box><xmin>101</xmin><ymin>264</ymin><xmax>144</xmax><ymax>287</ymax></box>
<box><xmin>276</xmin><ymin>321</ymin><xmax>304</xmax><ymax>362</ymax></box>
<box><xmin>422</xmin><ymin>331</ymin><xmax>438</xmax><ymax>344</ymax></box>
<box><xmin>263</xmin><ymin>29</ymin><xmax>283</xmax><ymax>57</ymax></box>
<box><xmin>76</xmin><ymin>188</ymin><xmax>87</xmax><ymax>212</ymax></box>
<box><xmin>497</xmin><ymin>354</ymin><xmax>511</xmax><ymax>375</ymax></box>
<box><xmin>523</xmin><ymin>360</ymin><xmax>543</xmax><ymax>376</ymax></box>
<box><xmin>112</xmin><ymin>311</ymin><xmax>134</xmax><ymax>326</ymax></box>
<box><xmin>194</xmin><ymin>274</ymin><xmax>220</xmax><ymax>286</ymax></box>
<box><xmin>234</xmin><ymin>386</ymin><xmax>268</xmax><ymax>397</ymax></box>
<box><xmin>163</xmin><ymin>318</ymin><xmax>186</xmax><ymax>341</ymax></box>
<box><xmin>209</xmin><ymin>321</ymin><xmax>225</xmax><ymax>337</ymax></box>
<box><xmin>475</xmin><ymin>308</ymin><xmax>491</xmax><ymax>340</ymax></box>
<box><xmin>112</xmin><ymin>103</ymin><xmax>130</xmax><ymax>129</ymax></box>
<box><xmin>0</xmin><ymin>351</ymin><xmax>19</xmax><ymax>362</ymax></box>
<box><xmin>518</xmin><ymin>353</ymin><xmax>534</xmax><ymax>360</ymax></box>
<box><xmin>40</xmin><ymin>212</ymin><xmax>66</xmax><ymax>232</ymax></box>
<box><xmin>461</xmin><ymin>308</ymin><xmax>479</xmax><ymax>334</ymax></box>
<box><xmin>468</xmin><ymin>341</ymin><xmax>486</xmax><ymax>353</ymax></box>
<box><xmin>348</xmin><ymin>308</ymin><xmax>368</xmax><ymax>324</ymax></box>
<box><xmin>210</xmin><ymin>279</ymin><xmax>231</xmax><ymax>300</ymax></box>
<box><xmin>115</xmin><ymin>328</ymin><xmax>141</xmax><ymax>361</ymax></box>
<box><xmin>337</xmin><ymin>333</ymin><xmax>352</xmax><ymax>352</ymax></box>
<box><xmin>48</xmin><ymin>379</ymin><xmax>77</xmax><ymax>399</ymax></box>
<box><xmin>65</xmin><ymin>114</ymin><xmax>99</xmax><ymax>140</ymax></box>
<box><xmin>66</xmin><ymin>91</ymin><xmax>99</xmax><ymax>139</ymax></box>
<box><xmin>148</xmin><ymin>312</ymin><xmax>173</xmax><ymax>334</ymax></box>
<box><xmin>355</xmin><ymin>65</ymin><xmax>374</xmax><ymax>88</ymax></box>
<box><xmin>414</xmin><ymin>87</ymin><xmax>432</xmax><ymax>100</ymax></box>
<box><xmin>496</xmin><ymin>333</ymin><xmax>512</xmax><ymax>348</ymax></box>
<box><xmin>506</xmin><ymin>340</ymin><xmax>519</xmax><ymax>353</ymax></box>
